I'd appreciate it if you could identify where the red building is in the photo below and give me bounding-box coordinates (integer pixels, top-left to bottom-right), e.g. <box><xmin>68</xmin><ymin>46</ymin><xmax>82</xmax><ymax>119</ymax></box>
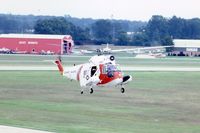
<box><xmin>0</xmin><ymin>34</ymin><xmax>74</xmax><ymax>54</ymax></box>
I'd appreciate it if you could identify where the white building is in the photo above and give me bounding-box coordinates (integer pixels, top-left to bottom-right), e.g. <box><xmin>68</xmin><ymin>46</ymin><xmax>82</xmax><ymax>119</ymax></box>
<box><xmin>171</xmin><ymin>39</ymin><xmax>200</xmax><ymax>56</ymax></box>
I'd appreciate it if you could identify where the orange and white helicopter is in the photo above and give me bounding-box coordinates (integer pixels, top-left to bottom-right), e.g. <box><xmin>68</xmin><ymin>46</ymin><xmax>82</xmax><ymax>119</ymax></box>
<box><xmin>55</xmin><ymin>54</ymin><xmax>132</xmax><ymax>94</ymax></box>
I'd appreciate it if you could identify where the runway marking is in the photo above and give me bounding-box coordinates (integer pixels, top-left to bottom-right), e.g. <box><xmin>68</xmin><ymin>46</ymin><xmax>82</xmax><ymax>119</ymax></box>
<box><xmin>0</xmin><ymin>125</ymin><xmax>52</xmax><ymax>133</ymax></box>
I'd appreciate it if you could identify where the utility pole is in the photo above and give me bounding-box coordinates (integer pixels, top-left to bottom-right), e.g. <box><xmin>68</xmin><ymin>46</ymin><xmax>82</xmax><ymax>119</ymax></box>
<box><xmin>111</xmin><ymin>14</ymin><xmax>115</xmax><ymax>44</ymax></box>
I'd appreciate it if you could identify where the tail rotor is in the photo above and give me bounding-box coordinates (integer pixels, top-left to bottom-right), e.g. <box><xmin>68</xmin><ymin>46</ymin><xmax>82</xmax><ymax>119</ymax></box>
<box><xmin>58</xmin><ymin>55</ymin><xmax>62</xmax><ymax>62</ymax></box>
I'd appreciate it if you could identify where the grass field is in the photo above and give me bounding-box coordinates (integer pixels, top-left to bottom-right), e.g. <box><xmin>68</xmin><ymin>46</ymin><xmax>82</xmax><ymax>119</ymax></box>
<box><xmin>0</xmin><ymin>71</ymin><xmax>200</xmax><ymax>133</ymax></box>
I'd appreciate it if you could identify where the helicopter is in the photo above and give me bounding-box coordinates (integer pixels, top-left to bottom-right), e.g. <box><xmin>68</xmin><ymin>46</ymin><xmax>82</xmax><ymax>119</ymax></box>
<box><xmin>55</xmin><ymin>54</ymin><xmax>132</xmax><ymax>94</ymax></box>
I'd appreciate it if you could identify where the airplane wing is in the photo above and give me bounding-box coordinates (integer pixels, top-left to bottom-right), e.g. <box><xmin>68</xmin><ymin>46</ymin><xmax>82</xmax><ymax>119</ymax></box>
<box><xmin>77</xmin><ymin>44</ymin><xmax>173</xmax><ymax>55</ymax></box>
<box><xmin>111</xmin><ymin>45</ymin><xmax>173</xmax><ymax>53</ymax></box>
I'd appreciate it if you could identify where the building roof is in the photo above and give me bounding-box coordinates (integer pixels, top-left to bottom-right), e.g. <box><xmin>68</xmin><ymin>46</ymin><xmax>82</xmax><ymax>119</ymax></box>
<box><xmin>0</xmin><ymin>34</ymin><xmax>72</xmax><ymax>40</ymax></box>
<box><xmin>173</xmin><ymin>39</ymin><xmax>200</xmax><ymax>48</ymax></box>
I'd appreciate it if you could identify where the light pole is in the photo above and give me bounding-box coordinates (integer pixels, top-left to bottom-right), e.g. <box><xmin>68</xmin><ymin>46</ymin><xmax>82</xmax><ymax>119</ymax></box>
<box><xmin>111</xmin><ymin>14</ymin><xmax>115</xmax><ymax>44</ymax></box>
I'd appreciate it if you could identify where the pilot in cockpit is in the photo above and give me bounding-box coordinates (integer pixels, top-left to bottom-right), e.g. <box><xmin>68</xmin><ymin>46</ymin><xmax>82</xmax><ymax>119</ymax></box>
<box><xmin>105</xmin><ymin>63</ymin><xmax>121</xmax><ymax>77</ymax></box>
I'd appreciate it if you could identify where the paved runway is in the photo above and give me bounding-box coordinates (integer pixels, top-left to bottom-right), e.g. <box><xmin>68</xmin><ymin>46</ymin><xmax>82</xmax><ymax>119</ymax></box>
<box><xmin>0</xmin><ymin>65</ymin><xmax>200</xmax><ymax>71</ymax></box>
<box><xmin>0</xmin><ymin>125</ymin><xmax>52</xmax><ymax>133</ymax></box>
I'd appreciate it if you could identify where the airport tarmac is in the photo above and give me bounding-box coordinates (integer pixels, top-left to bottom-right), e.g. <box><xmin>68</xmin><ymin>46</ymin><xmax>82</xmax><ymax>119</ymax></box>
<box><xmin>0</xmin><ymin>65</ymin><xmax>200</xmax><ymax>71</ymax></box>
<box><xmin>0</xmin><ymin>125</ymin><xmax>52</xmax><ymax>133</ymax></box>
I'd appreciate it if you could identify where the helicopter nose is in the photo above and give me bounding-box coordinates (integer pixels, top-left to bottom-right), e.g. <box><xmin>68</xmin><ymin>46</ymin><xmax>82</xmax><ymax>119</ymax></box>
<box><xmin>122</xmin><ymin>75</ymin><xmax>132</xmax><ymax>84</ymax></box>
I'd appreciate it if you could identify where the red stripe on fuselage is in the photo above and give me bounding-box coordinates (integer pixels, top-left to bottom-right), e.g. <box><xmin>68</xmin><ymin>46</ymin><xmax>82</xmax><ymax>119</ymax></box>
<box><xmin>76</xmin><ymin>65</ymin><xmax>83</xmax><ymax>81</ymax></box>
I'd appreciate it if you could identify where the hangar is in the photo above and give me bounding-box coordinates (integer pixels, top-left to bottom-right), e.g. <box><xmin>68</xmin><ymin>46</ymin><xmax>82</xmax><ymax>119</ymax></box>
<box><xmin>170</xmin><ymin>39</ymin><xmax>200</xmax><ymax>56</ymax></box>
<box><xmin>0</xmin><ymin>34</ymin><xmax>74</xmax><ymax>54</ymax></box>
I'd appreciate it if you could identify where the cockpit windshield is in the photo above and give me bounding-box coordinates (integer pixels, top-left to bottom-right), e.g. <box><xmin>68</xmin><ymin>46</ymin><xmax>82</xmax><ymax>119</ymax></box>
<box><xmin>103</xmin><ymin>63</ymin><xmax>121</xmax><ymax>73</ymax></box>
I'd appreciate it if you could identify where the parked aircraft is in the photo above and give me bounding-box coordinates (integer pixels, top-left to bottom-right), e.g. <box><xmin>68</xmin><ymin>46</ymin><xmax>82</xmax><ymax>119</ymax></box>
<box><xmin>96</xmin><ymin>43</ymin><xmax>172</xmax><ymax>56</ymax></box>
<box><xmin>133</xmin><ymin>53</ymin><xmax>166</xmax><ymax>59</ymax></box>
<box><xmin>55</xmin><ymin>54</ymin><xmax>132</xmax><ymax>94</ymax></box>
<box><xmin>0</xmin><ymin>47</ymin><xmax>11</xmax><ymax>54</ymax></box>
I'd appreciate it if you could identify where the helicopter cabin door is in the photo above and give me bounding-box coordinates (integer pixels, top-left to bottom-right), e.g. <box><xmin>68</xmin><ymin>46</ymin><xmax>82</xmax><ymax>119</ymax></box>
<box><xmin>79</xmin><ymin>64</ymin><xmax>98</xmax><ymax>88</ymax></box>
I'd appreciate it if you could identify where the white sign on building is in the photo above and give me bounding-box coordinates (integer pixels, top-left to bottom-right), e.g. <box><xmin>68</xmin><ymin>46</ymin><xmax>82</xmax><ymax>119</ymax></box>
<box><xmin>186</xmin><ymin>48</ymin><xmax>198</xmax><ymax>52</ymax></box>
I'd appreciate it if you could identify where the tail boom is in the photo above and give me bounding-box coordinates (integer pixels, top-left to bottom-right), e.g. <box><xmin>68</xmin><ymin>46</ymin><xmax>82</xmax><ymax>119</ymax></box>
<box><xmin>55</xmin><ymin>60</ymin><xmax>64</xmax><ymax>75</ymax></box>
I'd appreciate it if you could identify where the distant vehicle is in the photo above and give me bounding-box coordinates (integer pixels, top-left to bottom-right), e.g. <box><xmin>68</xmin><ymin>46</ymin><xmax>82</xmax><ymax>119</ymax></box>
<box><xmin>40</xmin><ymin>50</ymin><xmax>55</xmax><ymax>55</ymax></box>
<box><xmin>12</xmin><ymin>51</ymin><xmax>28</xmax><ymax>54</ymax></box>
<box><xmin>134</xmin><ymin>53</ymin><xmax>167</xmax><ymax>59</ymax></box>
<box><xmin>80</xmin><ymin>49</ymin><xmax>93</xmax><ymax>54</ymax></box>
<box><xmin>55</xmin><ymin>54</ymin><xmax>132</xmax><ymax>94</ymax></box>
<box><xmin>0</xmin><ymin>47</ymin><xmax>12</xmax><ymax>54</ymax></box>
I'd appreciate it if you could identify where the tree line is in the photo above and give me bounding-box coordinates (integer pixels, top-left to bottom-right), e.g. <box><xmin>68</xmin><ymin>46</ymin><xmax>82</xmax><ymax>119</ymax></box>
<box><xmin>1</xmin><ymin>14</ymin><xmax>200</xmax><ymax>46</ymax></box>
<box><xmin>137</xmin><ymin>15</ymin><xmax>200</xmax><ymax>46</ymax></box>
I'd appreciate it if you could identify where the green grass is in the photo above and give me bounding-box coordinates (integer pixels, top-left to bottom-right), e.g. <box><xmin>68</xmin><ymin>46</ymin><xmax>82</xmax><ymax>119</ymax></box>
<box><xmin>0</xmin><ymin>71</ymin><xmax>200</xmax><ymax>133</ymax></box>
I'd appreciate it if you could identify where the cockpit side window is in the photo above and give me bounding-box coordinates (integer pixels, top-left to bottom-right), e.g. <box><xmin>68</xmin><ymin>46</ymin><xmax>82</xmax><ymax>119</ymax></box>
<box><xmin>103</xmin><ymin>65</ymin><xmax>107</xmax><ymax>74</ymax></box>
<box><xmin>91</xmin><ymin>66</ymin><xmax>97</xmax><ymax>77</ymax></box>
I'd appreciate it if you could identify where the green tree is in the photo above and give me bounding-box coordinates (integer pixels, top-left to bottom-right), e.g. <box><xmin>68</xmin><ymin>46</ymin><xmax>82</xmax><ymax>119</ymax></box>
<box><xmin>131</xmin><ymin>33</ymin><xmax>149</xmax><ymax>46</ymax></box>
<box><xmin>185</xmin><ymin>18</ymin><xmax>200</xmax><ymax>39</ymax></box>
<box><xmin>34</xmin><ymin>17</ymin><xmax>74</xmax><ymax>35</ymax></box>
<box><xmin>34</xmin><ymin>17</ymin><xmax>90</xmax><ymax>42</ymax></box>
<box><xmin>168</xmin><ymin>16</ymin><xmax>200</xmax><ymax>39</ymax></box>
<box><xmin>168</xmin><ymin>16</ymin><xmax>185</xmax><ymax>38</ymax></box>
<box><xmin>144</xmin><ymin>15</ymin><xmax>173</xmax><ymax>46</ymax></box>
<box><xmin>92</xmin><ymin>20</ymin><xmax>112</xmax><ymax>43</ymax></box>
<box><xmin>161</xmin><ymin>36</ymin><xmax>174</xmax><ymax>46</ymax></box>
<box><xmin>117</xmin><ymin>32</ymin><xmax>129</xmax><ymax>45</ymax></box>
<box><xmin>0</xmin><ymin>16</ymin><xmax>19</xmax><ymax>33</ymax></box>
<box><xmin>146</xmin><ymin>16</ymin><xmax>169</xmax><ymax>42</ymax></box>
